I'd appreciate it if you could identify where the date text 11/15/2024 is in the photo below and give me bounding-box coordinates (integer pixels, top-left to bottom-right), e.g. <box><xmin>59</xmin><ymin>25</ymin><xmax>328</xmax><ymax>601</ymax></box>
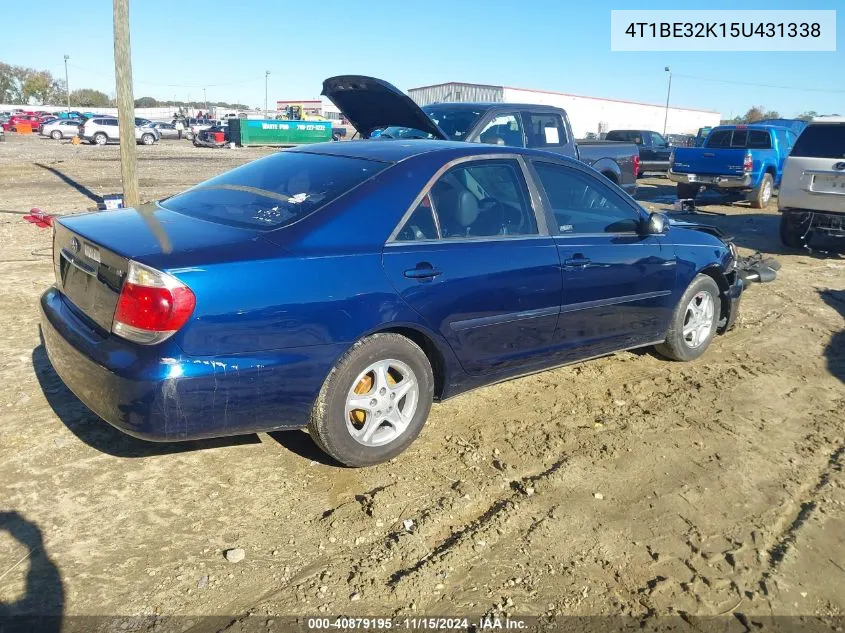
<box><xmin>307</xmin><ymin>616</ymin><xmax>529</xmax><ymax>630</ymax></box>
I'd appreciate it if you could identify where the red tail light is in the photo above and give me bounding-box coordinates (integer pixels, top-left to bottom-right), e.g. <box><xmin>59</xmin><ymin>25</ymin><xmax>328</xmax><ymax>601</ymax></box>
<box><xmin>743</xmin><ymin>152</ymin><xmax>753</xmax><ymax>172</ymax></box>
<box><xmin>632</xmin><ymin>154</ymin><xmax>640</xmax><ymax>178</ymax></box>
<box><xmin>113</xmin><ymin>261</ymin><xmax>195</xmax><ymax>344</ymax></box>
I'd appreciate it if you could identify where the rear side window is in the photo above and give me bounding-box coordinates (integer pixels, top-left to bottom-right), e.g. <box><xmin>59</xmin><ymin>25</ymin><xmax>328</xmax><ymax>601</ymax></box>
<box><xmin>747</xmin><ymin>130</ymin><xmax>771</xmax><ymax>149</ymax></box>
<box><xmin>525</xmin><ymin>113</ymin><xmax>567</xmax><ymax>148</ymax></box>
<box><xmin>161</xmin><ymin>151</ymin><xmax>389</xmax><ymax>229</ymax></box>
<box><xmin>791</xmin><ymin>124</ymin><xmax>845</xmax><ymax>159</ymax></box>
<box><xmin>605</xmin><ymin>131</ymin><xmax>628</xmax><ymax>141</ymax></box>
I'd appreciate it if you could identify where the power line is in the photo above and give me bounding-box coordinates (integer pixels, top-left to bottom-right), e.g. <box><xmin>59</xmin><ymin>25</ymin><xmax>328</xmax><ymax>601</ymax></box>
<box><xmin>674</xmin><ymin>73</ymin><xmax>845</xmax><ymax>94</ymax></box>
<box><xmin>67</xmin><ymin>63</ymin><xmax>265</xmax><ymax>89</ymax></box>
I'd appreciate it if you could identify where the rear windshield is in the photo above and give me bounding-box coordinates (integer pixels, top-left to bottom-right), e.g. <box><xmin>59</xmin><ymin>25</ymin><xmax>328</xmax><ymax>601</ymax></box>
<box><xmin>706</xmin><ymin>129</ymin><xmax>771</xmax><ymax>149</ymax></box>
<box><xmin>791</xmin><ymin>124</ymin><xmax>845</xmax><ymax>159</ymax></box>
<box><xmin>160</xmin><ymin>151</ymin><xmax>389</xmax><ymax>229</ymax></box>
<box><xmin>421</xmin><ymin>106</ymin><xmax>484</xmax><ymax>141</ymax></box>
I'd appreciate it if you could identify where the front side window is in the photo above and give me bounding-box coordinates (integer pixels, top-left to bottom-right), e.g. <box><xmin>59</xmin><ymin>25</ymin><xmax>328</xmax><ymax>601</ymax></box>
<box><xmin>651</xmin><ymin>132</ymin><xmax>668</xmax><ymax>147</ymax></box>
<box><xmin>478</xmin><ymin>113</ymin><xmax>524</xmax><ymax>147</ymax></box>
<box><xmin>532</xmin><ymin>161</ymin><xmax>641</xmax><ymax>234</ymax></box>
<box><xmin>525</xmin><ymin>113</ymin><xmax>567</xmax><ymax>148</ymax></box>
<box><xmin>161</xmin><ymin>151</ymin><xmax>388</xmax><ymax>229</ymax></box>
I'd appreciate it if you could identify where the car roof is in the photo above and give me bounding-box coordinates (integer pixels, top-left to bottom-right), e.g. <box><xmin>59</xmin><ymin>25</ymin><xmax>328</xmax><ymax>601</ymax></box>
<box><xmin>287</xmin><ymin>138</ymin><xmax>586</xmax><ymax>166</ymax></box>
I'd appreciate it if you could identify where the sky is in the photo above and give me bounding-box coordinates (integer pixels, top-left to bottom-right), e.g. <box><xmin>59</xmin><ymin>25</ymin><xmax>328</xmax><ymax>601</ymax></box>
<box><xmin>1</xmin><ymin>0</ymin><xmax>842</xmax><ymax>118</ymax></box>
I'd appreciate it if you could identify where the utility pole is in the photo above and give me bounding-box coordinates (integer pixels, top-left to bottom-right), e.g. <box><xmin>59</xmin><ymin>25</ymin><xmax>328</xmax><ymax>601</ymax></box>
<box><xmin>63</xmin><ymin>55</ymin><xmax>70</xmax><ymax>112</ymax></box>
<box><xmin>113</xmin><ymin>0</ymin><xmax>139</xmax><ymax>207</ymax></box>
<box><xmin>265</xmin><ymin>70</ymin><xmax>270</xmax><ymax>117</ymax></box>
<box><xmin>663</xmin><ymin>66</ymin><xmax>672</xmax><ymax>137</ymax></box>
<box><xmin>203</xmin><ymin>87</ymin><xmax>207</xmax><ymax>113</ymax></box>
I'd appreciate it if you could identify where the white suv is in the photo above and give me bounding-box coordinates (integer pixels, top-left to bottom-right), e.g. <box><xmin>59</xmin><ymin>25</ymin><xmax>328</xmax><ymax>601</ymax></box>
<box><xmin>79</xmin><ymin>117</ymin><xmax>161</xmax><ymax>146</ymax></box>
<box><xmin>779</xmin><ymin>117</ymin><xmax>845</xmax><ymax>248</ymax></box>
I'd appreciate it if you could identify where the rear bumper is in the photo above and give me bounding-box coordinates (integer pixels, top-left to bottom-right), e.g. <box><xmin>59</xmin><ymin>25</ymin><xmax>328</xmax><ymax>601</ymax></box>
<box><xmin>40</xmin><ymin>287</ymin><xmax>343</xmax><ymax>441</ymax></box>
<box><xmin>668</xmin><ymin>170</ymin><xmax>752</xmax><ymax>188</ymax></box>
<box><xmin>780</xmin><ymin>208</ymin><xmax>845</xmax><ymax>236</ymax></box>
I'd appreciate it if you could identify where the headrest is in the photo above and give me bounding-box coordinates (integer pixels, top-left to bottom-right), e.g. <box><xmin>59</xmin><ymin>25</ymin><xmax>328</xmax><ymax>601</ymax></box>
<box><xmin>455</xmin><ymin>190</ymin><xmax>479</xmax><ymax>227</ymax></box>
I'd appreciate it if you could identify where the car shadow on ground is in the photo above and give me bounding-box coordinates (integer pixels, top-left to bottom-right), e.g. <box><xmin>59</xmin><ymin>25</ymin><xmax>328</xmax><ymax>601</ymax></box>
<box><xmin>33</xmin><ymin>162</ymin><xmax>102</xmax><ymax>205</ymax></box>
<box><xmin>820</xmin><ymin>289</ymin><xmax>845</xmax><ymax>384</ymax></box>
<box><xmin>267</xmin><ymin>430</ymin><xmax>343</xmax><ymax>467</ymax></box>
<box><xmin>32</xmin><ymin>339</ymin><xmax>261</xmax><ymax>458</ymax></box>
<box><xmin>0</xmin><ymin>511</ymin><xmax>64</xmax><ymax>632</ymax></box>
<box><xmin>635</xmin><ymin>181</ymin><xmax>845</xmax><ymax>257</ymax></box>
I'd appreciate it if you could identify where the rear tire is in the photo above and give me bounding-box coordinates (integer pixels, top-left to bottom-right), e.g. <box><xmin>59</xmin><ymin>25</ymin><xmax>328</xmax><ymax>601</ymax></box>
<box><xmin>308</xmin><ymin>333</ymin><xmax>434</xmax><ymax>467</ymax></box>
<box><xmin>655</xmin><ymin>274</ymin><xmax>721</xmax><ymax>362</ymax></box>
<box><xmin>677</xmin><ymin>183</ymin><xmax>700</xmax><ymax>200</ymax></box>
<box><xmin>750</xmin><ymin>173</ymin><xmax>774</xmax><ymax>209</ymax></box>
<box><xmin>779</xmin><ymin>211</ymin><xmax>812</xmax><ymax>249</ymax></box>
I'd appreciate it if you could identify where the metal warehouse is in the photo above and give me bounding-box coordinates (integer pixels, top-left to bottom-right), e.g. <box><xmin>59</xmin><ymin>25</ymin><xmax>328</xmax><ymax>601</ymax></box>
<box><xmin>408</xmin><ymin>82</ymin><xmax>721</xmax><ymax>138</ymax></box>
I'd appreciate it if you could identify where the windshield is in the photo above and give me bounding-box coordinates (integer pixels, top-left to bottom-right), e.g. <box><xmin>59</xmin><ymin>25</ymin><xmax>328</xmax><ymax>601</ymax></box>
<box><xmin>160</xmin><ymin>151</ymin><xmax>389</xmax><ymax>229</ymax></box>
<box><xmin>421</xmin><ymin>106</ymin><xmax>484</xmax><ymax>140</ymax></box>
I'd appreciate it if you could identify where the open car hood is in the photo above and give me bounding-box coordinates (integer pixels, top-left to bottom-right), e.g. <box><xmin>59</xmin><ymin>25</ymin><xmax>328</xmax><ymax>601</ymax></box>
<box><xmin>321</xmin><ymin>75</ymin><xmax>448</xmax><ymax>140</ymax></box>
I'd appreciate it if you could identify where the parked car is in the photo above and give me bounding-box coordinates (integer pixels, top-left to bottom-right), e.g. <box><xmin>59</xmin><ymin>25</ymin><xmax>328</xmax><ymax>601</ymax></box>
<box><xmin>57</xmin><ymin>111</ymin><xmax>85</xmax><ymax>120</ymax></box>
<box><xmin>40</xmin><ymin>138</ymin><xmax>778</xmax><ymax>466</ymax></box>
<box><xmin>321</xmin><ymin>75</ymin><xmax>640</xmax><ymax>196</ymax></box>
<box><xmin>41</xmin><ymin>118</ymin><xmax>82</xmax><ymax>140</ymax></box>
<box><xmin>193</xmin><ymin>124</ymin><xmax>229</xmax><ymax>147</ymax></box>
<box><xmin>149</xmin><ymin>122</ymin><xmax>180</xmax><ymax>139</ymax></box>
<box><xmin>778</xmin><ymin>117</ymin><xmax>845</xmax><ymax>248</ymax></box>
<box><xmin>185</xmin><ymin>119</ymin><xmax>218</xmax><ymax>141</ymax></box>
<box><xmin>668</xmin><ymin>124</ymin><xmax>797</xmax><ymax>208</ymax></box>
<box><xmin>605</xmin><ymin>129</ymin><xmax>673</xmax><ymax>175</ymax></box>
<box><xmin>4</xmin><ymin>113</ymin><xmax>41</xmax><ymax>132</ymax></box>
<box><xmin>78</xmin><ymin>117</ymin><xmax>160</xmax><ymax>145</ymax></box>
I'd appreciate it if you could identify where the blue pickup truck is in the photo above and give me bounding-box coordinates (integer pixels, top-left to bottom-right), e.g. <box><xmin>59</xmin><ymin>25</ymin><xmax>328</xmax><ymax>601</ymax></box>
<box><xmin>668</xmin><ymin>124</ymin><xmax>798</xmax><ymax>208</ymax></box>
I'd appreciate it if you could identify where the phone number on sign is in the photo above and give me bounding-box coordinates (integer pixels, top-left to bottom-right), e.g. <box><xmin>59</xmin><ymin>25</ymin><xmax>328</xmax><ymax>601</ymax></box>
<box><xmin>625</xmin><ymin>22</ymin><xmax>822</xmax><ymax>38</ymax></box>
<box><xmin>307</xmin><ymin>618</ymin><xmax>473</xmax><ymax>630</ymax></box>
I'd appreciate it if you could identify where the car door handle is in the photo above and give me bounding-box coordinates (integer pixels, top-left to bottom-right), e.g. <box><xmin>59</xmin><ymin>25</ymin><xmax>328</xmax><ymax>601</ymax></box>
<box><xmin>563</xmin><ymin>257</ymin><xmax>591</xmax><ymax>269</ymax></box>
<box><xmin>404</xmin><ymin>263</ymin><xmax>442</xmax><ymax>280</ymax></box>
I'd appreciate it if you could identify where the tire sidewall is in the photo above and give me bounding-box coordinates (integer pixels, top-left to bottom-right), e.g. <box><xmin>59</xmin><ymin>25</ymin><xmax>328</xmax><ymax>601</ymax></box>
<box><xmin>752</xmin><ymin>173</ymin><xmax>773</xmax><ymax>208</ymax></box>
<box><xmin>315</xmin><ymin>336</ymin><xmax>434</xmax><ymax>467</ymax></box>
<box><xmin>142</xmin><ymin>133</ymin><xmax>154</xmax><ymax>145</ymax></box>
<box><xmin>94</xmin><ymin>133</ymin><xmax>107</xmax><ymax>145</ymax></box>
<box><xmin>51</xmin><ymin>130</ymin><xmax>61</xmax><ymax>140</ymax></box>
<box><xmin>663</xmin><ymin>275</ymin><xmax>721</xmax><ymax>361</ymax></box>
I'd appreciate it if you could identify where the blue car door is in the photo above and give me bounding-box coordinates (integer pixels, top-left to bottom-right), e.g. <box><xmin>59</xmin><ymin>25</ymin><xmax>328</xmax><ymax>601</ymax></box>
<box><xmin>528</xmin><ymin>159</ymin><xmax>676</xmax><ymax>360</ymax></box>
<box><xmin>381</xmin><ymin>156</ymin><xmax>562</xmax><ymax>376</ymax></box>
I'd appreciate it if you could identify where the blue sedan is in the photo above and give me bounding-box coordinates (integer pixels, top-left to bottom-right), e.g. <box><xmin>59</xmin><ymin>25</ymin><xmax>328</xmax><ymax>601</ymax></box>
<box><xmin>40</xmin><ymin>140</ymin><xmax>775</xmax><ymax>466</ymax></box>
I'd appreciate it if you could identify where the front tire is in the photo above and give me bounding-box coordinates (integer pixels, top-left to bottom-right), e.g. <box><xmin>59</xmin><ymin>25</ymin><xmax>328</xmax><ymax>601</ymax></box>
<box><xmin>676</xmin><ymin>183</ymin><xmax>701</xmax><ymax>200</ymax></box>
<box><xmin>51</xmin><ymin>130</ymin><xmax>62</xmax><ymax>140</ymax></box>
<box><xmin>308</xmin><ymin>333</ymin><xmax>434</xmax><ymax>467</ymax></box>
<box><xmin>93</xmin><ymin>132</ymin><xmax>107</xmax><ymax>146</ymax></box>
<box><xmin>141</xmin><ymin>133</ymin><xmax>155</xmax><ymax>145</ymax></box>
<box><xmin>655</xmin><ymin>274</ymin><xmax>721</xmax><ymax>362</ymax></box>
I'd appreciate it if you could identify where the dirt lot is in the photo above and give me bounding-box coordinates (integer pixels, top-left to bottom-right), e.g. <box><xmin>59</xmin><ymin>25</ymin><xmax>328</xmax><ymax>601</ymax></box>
<box><xmin>0</xmin><ymin>134</ymin><xmax>843</xmax><ymax>628</ymax></box>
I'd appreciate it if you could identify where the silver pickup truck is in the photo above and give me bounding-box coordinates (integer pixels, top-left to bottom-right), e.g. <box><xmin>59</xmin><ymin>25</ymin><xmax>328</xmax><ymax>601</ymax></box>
<box><xmin>322</xmin><ymin>75</ymin><xmax>640</xmax><ymax>196</ymax></box>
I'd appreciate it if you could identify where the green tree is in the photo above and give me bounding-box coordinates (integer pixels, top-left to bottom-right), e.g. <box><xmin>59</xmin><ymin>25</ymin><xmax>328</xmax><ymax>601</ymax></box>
<box><xmin>69</xmin><ymin>88</ymin><xmax>111</xmax><ymax>108</ymax></box>
<box><xmin>134</xmin><ymin>96</ymin><xmax>159</xmax><ymax>107</ymax></box>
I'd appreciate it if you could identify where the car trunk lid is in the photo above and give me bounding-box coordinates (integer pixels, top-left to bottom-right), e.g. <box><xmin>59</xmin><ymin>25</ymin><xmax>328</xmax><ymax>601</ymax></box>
<box><xmin>321</xmin><ymin>75</ymin><xmax>448</xmax><ymax>140</ymax></box>
<box><xmin>53</xmin><ymin>204</ymin><xmax>265</xmax><ymax>332</ymax></box>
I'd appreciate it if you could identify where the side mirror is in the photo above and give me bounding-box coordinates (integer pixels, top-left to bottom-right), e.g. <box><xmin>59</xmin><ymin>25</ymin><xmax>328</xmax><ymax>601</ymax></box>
<box><xmin>645</xmin><ymin>212</ymin><xmax>668</xmax><ymax>235</ymax></box>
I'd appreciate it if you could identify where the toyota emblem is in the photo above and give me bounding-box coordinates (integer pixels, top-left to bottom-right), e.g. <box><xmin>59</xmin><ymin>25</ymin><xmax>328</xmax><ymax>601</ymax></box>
<box><xmin>69</xmin><ymin>237</ymin><xmax>80</xmax><ymax>253</ymax></box>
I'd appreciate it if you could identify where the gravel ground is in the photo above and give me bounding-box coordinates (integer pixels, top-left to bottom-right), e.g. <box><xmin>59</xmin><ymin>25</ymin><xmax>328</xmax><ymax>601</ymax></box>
<box><xmin>0</xmin><ymin>133</ymin><xmax>843</xmax><ymax>628</ymax></box>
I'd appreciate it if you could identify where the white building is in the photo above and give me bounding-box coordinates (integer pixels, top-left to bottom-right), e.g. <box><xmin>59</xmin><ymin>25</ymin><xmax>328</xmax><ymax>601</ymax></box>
<box><xmin>407</xmin><ymin>82</ymin><xmax>720</xmax><ymax>138</ymax></box>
